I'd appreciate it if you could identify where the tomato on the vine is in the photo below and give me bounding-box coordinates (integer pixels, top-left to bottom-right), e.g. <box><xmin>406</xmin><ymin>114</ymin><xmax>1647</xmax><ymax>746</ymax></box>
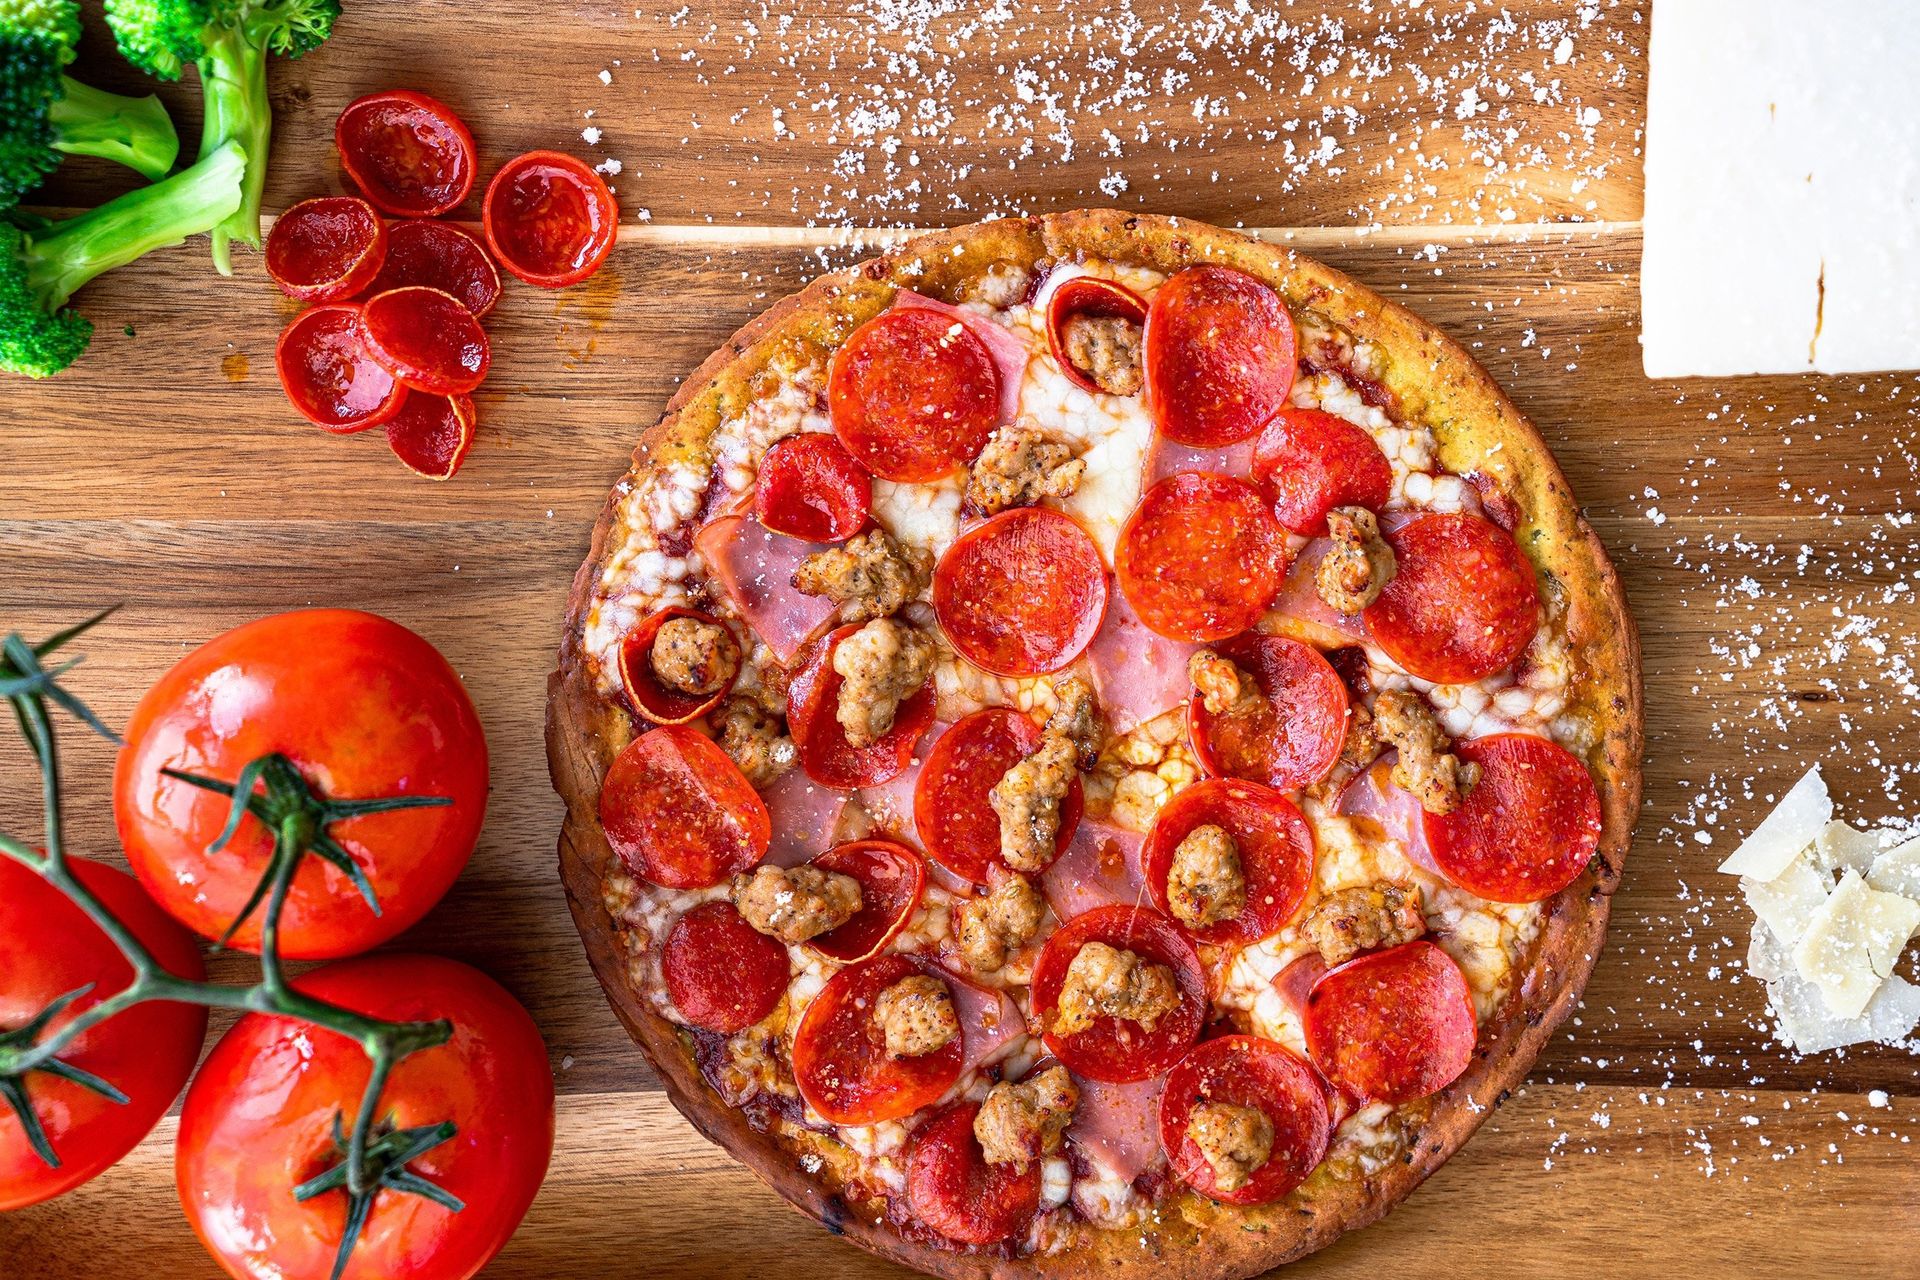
<box><xmin>114</xmin><ymin>610</ymin><xmax>490</xmax><ymax>960</ymax></box>
<box><xmin>0</xmin><ymin>856</ymin><xmax>207</xmax><ymax>1211</ymax></box>
<box><xmin>176</xmin><ymin>953</ymin><xmax>554</xmax><ymax>1280</ymax></box>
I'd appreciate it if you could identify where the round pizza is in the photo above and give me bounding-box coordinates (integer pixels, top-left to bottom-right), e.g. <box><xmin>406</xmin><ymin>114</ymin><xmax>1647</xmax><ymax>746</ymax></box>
<box><xmin>546</xmin><ymin>210</ymin><xmax>1643</xmax><ymax>1278</ymax></box>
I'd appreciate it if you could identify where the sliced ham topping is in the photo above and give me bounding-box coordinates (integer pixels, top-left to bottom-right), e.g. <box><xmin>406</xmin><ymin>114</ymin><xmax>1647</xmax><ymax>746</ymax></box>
<box><xmin>893</xmin><ymin>290</ymin><xmax>1031</xmax><ymax>427</ymax></box>
<box><xmin>1066</xmin><ymin>1073</ymin><xmax>1166</xmax><ymax>1184</ymax></box>
<box><xmin>942</xmin><ymin>965</ymin><xmax>1029</xmax><ymax>1074</ymax></box>
<box><xmin>1334</xmin><ymin>753</ymin><xmax>1435</xmax><ymax>873</ymax></box>
<box><xmin>1146</xmin><ymin>439</ymin><xmax>1257</xmax><ymax>486</ymax></box>
<box><xmin>694</xmin><ymin>513</ymin><xmax>839</xmax><ymax>666</ymax></box>
<box><xmin>759</xmin><ymin>767</ymin><xmax>852</xmax><ymax>868</ymax></box>
<box><xmin>1040</xmin><ymin>817</ymin><xmax>1148</xmax><ymax>922</ymax></box>
<box><xmin>1083</xmin><ymin>584</ymin><xmax>1196</xmax><ymax>737</ymax></box>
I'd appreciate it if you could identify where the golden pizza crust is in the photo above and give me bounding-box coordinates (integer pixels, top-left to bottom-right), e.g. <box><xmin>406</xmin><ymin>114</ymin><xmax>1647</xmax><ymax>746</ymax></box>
<box><xmin>546</xmin><ymin>210</ymin><xmax>1644</xmax><ymax>1280</ymax></box>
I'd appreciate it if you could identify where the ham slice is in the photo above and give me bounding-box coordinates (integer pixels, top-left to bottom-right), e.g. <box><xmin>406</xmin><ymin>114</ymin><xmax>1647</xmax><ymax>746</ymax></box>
<box><xmin>759</xmin><ymin>768</ymin><xmax>852</xmax><ymax>868</ymax></box>
<box><xmin>1335</xmin><ymin>753</ymin><xmax>1436</xmax><ymax>873</ymax></box>
<box><xmin>695</xmin><ymin>513</ymin><xmax>838</xmax><ymax>666</ymax></box>
<box><xmin>1067</xmin><ymin>1074</ymin><xmax>1165</xmax><ymax>1183</ymax></box>
<box><xmin>938</xmin><ymin>965</ymin><xmax>1028</xmax><ymax>1073</ymax></box>
<box><xmin>1083</xmin><ymin>585</ymin><xmax>1195</xmax><ymax>737</ymax></box>
<box><xmin>1272</xmin><ymin>952</ymin><xmax>1327</xmax><ymax>1019</ymax></box>
<box><xmin>1265</xmin><ymin>538</ymin><xmax>1367</xmax><ymax>646</ymax></box>
<box><xmin>1040</xmin><ymin>817</ymin><xmax>1148</xmax><ymax>923</ymax></box>
<box><xmin>892</xmin><ymin>291</ymin><xmax>1031</xmax><ymax>428</ymax></box>
<box><xmin>1147</xmin><ymin>437</ymin><xmax>1257</xmax><ymax>485</ymax></box>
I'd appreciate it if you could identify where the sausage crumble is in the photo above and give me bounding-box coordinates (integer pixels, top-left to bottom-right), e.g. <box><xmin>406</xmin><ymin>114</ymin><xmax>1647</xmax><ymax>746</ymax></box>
<box><xmin>794</xmin><ymin>529</ymin><xmax>933</xmax><ymax>624</ymax></box>
<box><xmin>1187</xmin><ymin>1099</ymin><xmax>1274</xmax><ymax>1193</ymax></box>
<box><xmin>651</xmin><ymin>616</ymin><xmax>740</xmax><ymax>695</ymax></box>
<box><xmin>1373</xmin><ymin>688</ymin><xmax>1480</xmax><ymax>814</ymax></box>
<box><xmin>831</xmin><ymin>618</ymin><xmax>936</xmax><ymax>749</ymax></box>
<box><xmin>1060</xmin><ymin>312</ymin><xmax>1144</xmax><ymax>396</ymax></box>
<box><xmin>873</xmin><ymin>975</ymin><xmax>959</xmax><ymax>1058</ymax></box>
<box><xmin>729</xmin><ymin>865</ymin><xmax>862</xmax><ymax>944</ymax></box>
<box><xmin>974</xmin><ymin>1064</ymin><xmax>1080</xmax><ymax>1168</ymax></box>
<box><xmin>966</xmin><ymin>427</ymin><xmax>1085</xmax><ymax>516</ymax></box>
<box><xmin>1166</xmin><ymin>823</ymin><xmax>1247</xmax><ymax>930</ymax></box>
<box><xmin>953</xmin><ymin>873</ymin><xmax>1047</xmax><ymax>974</ymax></box>
<box><xmin>1315</xmin><ymin>506</ymin><xmax>1396</xmax><ymax>615</ymax></box>
<box><xmin>1051</xmin><ymin>940</ymin><xmax>1181</xmax><ymax>1036</ymax></box>
<box><xmin>1300</xmin><ymin>882</ymin><xmax>1426</xmax><ymax>967</ymax></box>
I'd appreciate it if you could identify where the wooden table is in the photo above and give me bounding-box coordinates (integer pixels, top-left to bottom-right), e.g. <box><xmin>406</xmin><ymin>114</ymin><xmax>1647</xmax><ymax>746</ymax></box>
<box><xmin>6</xmin><ymin>2</ymin><xmax>1919</xmax><ymax>1275</ymax></box>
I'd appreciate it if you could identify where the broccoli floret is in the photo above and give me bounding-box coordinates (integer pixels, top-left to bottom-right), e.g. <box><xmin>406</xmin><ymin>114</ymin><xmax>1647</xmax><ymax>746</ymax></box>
<box><xmin>0</xmin><ymin>0</ymin><xmax>183</xmax><ymax>208</ymax></box>
<box><xmin>105</xmin><ymin>0</ymin><xmax>338</xmax><ymax>275</ymax></box>
<box><xmin>2</xmin><ymin>137</ymin><xmax>242</xmax><ymax>378</ymax></box>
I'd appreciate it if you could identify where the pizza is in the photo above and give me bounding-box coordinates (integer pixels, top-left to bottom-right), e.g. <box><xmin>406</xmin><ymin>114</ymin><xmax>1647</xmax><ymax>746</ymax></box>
<box><xmin>546</xmin><ymin>210</ymin><xmax>1643</xmax><ymax>1278</ymax></box>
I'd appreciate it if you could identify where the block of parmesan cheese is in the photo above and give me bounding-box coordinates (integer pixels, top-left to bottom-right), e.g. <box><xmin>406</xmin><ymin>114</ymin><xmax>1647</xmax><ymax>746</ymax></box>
<box><xmin>1717</xmin><ymin>766</ymin><xmax>1830</xmax><ymax>879</ymax></box>
<box><xmin>1866</xmin><ymin>836</ymin><xmax>1920</xmax><ymax>900</ymax></box>
<box><xmin>1790</xmin><ymin>869</ymin><xmax>1920</xmax><ymax>1018</ymax></box>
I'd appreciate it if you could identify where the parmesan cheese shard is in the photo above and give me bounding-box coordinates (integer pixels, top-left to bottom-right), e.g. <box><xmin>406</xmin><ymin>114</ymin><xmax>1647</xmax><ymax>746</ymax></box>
<box><xmin>1738</xmin><ymin>855</ymin><xmax>1830</xmax><ymax>950</ymax></box>
<box><xmin>1716</xmin><ymin>766</ymin><xmax>1831</xmax><ymax>879</ymax></box>
<box><xmin>1812</xmin><ymin>821</ymin><xmax>1882</xmax><ymax>876</ymax></box>
<box><xmin>1769</xmin><ymin>964</ymin><xmax>1920</xmax><ymax>1056</ymax></box>
<box><xmin>1789</xmin><ymin>870</ymin><xmax>1920</xmax><ymax>1019</ymax></box>
<box><xmin>1866</xmin><ymin>836</ymin><xmax>1920</xmax><ymax>900</ymax></box>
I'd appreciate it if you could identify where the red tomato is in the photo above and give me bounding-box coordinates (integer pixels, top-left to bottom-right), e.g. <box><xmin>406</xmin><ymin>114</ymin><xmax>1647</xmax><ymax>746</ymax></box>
<box><xmin>482</xmin><ymin>151</ymin><xmax>618</xmax><ymax>288</ymax></box>
<box><xmin>0</xmin><ymin>857</ymin><xmax>207</xmax><ymax>1211</ymax></box>
<box><xmin>114</xmin><ymin>610</ymin><xmax>490</xmax><ymax>960</ymax></box>
<box><xmin>176</xmin><ymin>954</ymin><xmax>553</xmax><ymax>1280</ymax></box>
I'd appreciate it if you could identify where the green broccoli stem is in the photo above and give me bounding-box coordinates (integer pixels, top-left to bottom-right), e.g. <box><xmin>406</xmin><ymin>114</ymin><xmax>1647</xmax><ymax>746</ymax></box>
<box><xmin>47</xmin><ymin>76</ymin><xmax>182</xmax><ymax>182</ymax></box>
<box><xmin>194</xmin><ymin>26</ymin><xmax>269</xmax><ymax>276</ymax></box>
<box><xmin>22</xmin><ymin>139</ymin><xmax>244</xmax><ymax>309</ymax></box>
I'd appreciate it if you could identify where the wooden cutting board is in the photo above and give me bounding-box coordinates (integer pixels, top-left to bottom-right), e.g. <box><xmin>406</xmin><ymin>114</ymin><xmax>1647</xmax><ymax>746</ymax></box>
<box><xmin>4</xmin><ymin>2</ymin><xmax>1918</xmax><ymax>1275</ymax></box>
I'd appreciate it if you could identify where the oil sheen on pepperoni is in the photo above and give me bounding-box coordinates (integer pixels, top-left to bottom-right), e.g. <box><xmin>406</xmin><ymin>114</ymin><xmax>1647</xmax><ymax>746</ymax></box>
<box><xmin>1363</xmin><ymin>511</ymin><xmax>1539</xmax><ymax>684</ymax></box>
<box><xmin>1304</xmin><ymin>940</ymin><xmax>1476</xmax><ymax>1105</ymax></box>
<box><xmin>829</xmin><ymin>307</ymin><xmax>1000</xmax><ymax>482</ymax></box>
<box><xmin>914</xmin><ymin>709</ymin><xmax>1082</xmax><ymax>884</ymax></box>
<box><xmin>1030</xmin><ymin>905</ymin><xmax>1206</xmax><ymax>1083</ymax></box>
<box><xmin>906</xmin><ymin>1098</ymin><xmax>1043</xmax><ymax>1245</ymax></box>
<box><xmin>806</xmin><ymin>839</ymin><xmax>926</xmax><ymax>963</ymax></box>
<box><xmin>662</xmin><ymin>901</ymin><xmax>789</xmax><ymax>1033</ymax></box>
<box><xmin>791</xmin><ymin>954</ymin><xmax>965</xmax><ymax>1125</ymax></box>
<box><xmin>1251</xmin><ymin>407</ymin><xmax>1393</xmax><ymax>536</ymax></box>
<box><xmin>1141</xmin><ymin>778</ymin><xmax>1316</xmax><ymax>947</ymax></box>
<box><xmin>787</xmin><ymin>624</ymin><xmax>937</xmax><ymax>789</ymax></box>
<box><xmin>617</xmin><ymin>606</ymin><xmax>740</xmax><ymax>726</ymax></box>
<box><xmin>1187</xmin><ymin>633</ymin><xmax>1348</xmax><ymax>793</ymax></box>
<box><xmin>1116</xmin><ymin>472</ymin><xmax>1286</xmax><ymax>643</ymax></box>
<box><xmin>1143</xmin><ymin>266</ymin><xmax>1298</xmax><ymax>448</ymax></box>
<box><xmin>754</xmin><ymin>432</ymin><xmax>872</xmax><ymax>543</ymax></box>
<box><xmin>1421</xmin><ymin>733</ymin><xmax>1602</xmax><ymax>903</ymax></box>
<box><xmin>1158</xmin><ymin>1035</ymin><xmax>1333</xmax><ymax>1206</ymax></box>
<box><xmin>932</xmin><ymin>507</ymin><xmax>1109</xmax><ymax>677</ymax></box>
<box><xmin>597</xmin><ymin>724</ymin><xmax>771</xmax><ymax>889</ymax></box>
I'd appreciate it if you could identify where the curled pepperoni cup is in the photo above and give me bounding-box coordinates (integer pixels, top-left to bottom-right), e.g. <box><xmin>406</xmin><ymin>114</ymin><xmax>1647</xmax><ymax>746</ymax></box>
<box><xmin>1305</xmin><ymin>940</ymin><xmax>1476</xmax><ymax>1105</ymax></box>
<box><xmin>1144</xmin><ymin>266</ymin><xmax>1297</xmax><ymax>448</ymax></box>
<box><xmin>914</xmin><ymin>709</ymin><xmax>1083</xmax><ymax>885</ymax></box>
<box><xmin>263</xmin><ymin>196</ymin><xmax>387</xmax><ymax>303</ymax></box>
<box><xmin>1116</xmin><ymin>473</ymin><xmax>1287</xmax><ymax>643</ymax></box>
<box><xmin>617</xmin><ymin>606</ymin><xmax>741</xmax><ymax>726</ymax></box>
<box><xmin>829</xmin><ymin>306</ymin><xmax>1000</xmax><ymax>482</ymax></box>
<box><xmin>933</xmin><ymin>508</ymin><xmax>1109</xmax><ymax>677</ymax></box>
<box><xmin>1422</xmin><ymin>733</ymin><xmax>1601</xmax><ymax>903</ymax></box>
<box><xmin>483</xmin><ymin>150</ymin><xmax>618</xmax><ymax>288</ymax></box>
<box><xmin>787</xmin><ymin>624</ymin><xmax>937</xmax><ymax>789</ymax></box>
<box><xmin>1045</xmin><ymin>275</ymin><xmax>1148</xmax><ymax>396</ymax></box>
<box><xmin>754</xmin><ymin>432</ymin><xmax>871</xmax><ymax>543</ymax></box>
<box><xmin>1030</xmin><ymin>906</ymin><xmax>1207</xmax><ymax>1083</ymax></box>
<box><xmin>1142</xmin><ymin>778</ymin><xmax>1316</xmax><ymax>947</ymax></box>
<box><xmin>385</xmin><ymin>392</ymin><xmax>476</xmax><ymax>480</ymax></box>
<box><xmin>807</xmin><ymin>839</ymin><xmax>927</xmax><ymax>963</ymax></box>
<box><xmin>597</xmin><ymin>724</ymin><xmax>771</xmax><ymax>889</ymax></box>
<box><xmin>274</xmin><ymin>304</ymin><xmax>407</xmax><ymax>434</ymax></box>
<box><xmin>792</xmin><ymin>954</ymin><xmax>965</xmax><ymax>1125</ymax></box>
<box><xmin>907</xmin><ymin>1099</ymin><xmax>1043</xmax><ymax>1246</ymax></box>
<box><xmin>662</xmin><ymin>901</ymin><xmax>789</xmax><ymax>1034</ymax></box>
<box><xmin>1251</xmin><ymin>408</ymin><xmax>1393</xmax><ymax>536</ymax></box>
<box><xmin>1187</xmin><ymin>634</ymin><xmax>1348</xmax><ymax>793</ymax></box>
<box><xmin>335</xmin><ymin>89</ymin><xmax>477</xmax><ymax>218</ymax></box>
<box><xmin>1159</xmin><ymin>1035</ymin><xmax>1333</xmax><ymax>1206</ymax></box>
<box><xmin>360</xmin><ymin>286</ymin><xmax>490</xmax><ymax>396</ymax></box>
<box><xmin>1364</xmin><ymin>512</ymin><xmax>1539</xmax><ymax>685</ymax></box>
<box><xmin>368</xmin><ymin>219</ymin><xmax>503</xmax><ymax>318</ymax></box>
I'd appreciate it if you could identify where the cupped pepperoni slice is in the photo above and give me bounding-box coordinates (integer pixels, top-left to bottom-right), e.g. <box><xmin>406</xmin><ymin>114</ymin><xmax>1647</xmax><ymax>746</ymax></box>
<box><xmin>906</xmin><ymin>1099</ymin><xmax>1043</xmax><ymax>1245</ymax></box>
<box><xmin>335</xmin><ymin>89</ymin><xmax>477</xmax><ymax>218</ymax></box>
<box><xmin>1251</xmin><ymin>408</ymin><xmax>1393</xmax><ymax>536</ymax></box>
<box><xmin>807</xmin><ymin>839</ymin><xmax>927</xmax><ymax>963</ymax></box>
<box><xmin>1141</xmin><ymin>778</ymin><xmax>1316</xmax><ymax>947</ymax></box>
<box><xmin>274</xmin><ymin>304</ymin><xmax>408</xmax><ymax>434</ymax></box>
<box><xmin>754</xmin><ymin>432</ymin><xmax>872</xmax><ymax>543</ymax></box>
<box><xmin>787</xmin><ymin>624</ymin><xmax>937</xmax><ymax>789</ymax></box>
<box><xmin>828</xmin><ymin>306</ymin><xmax>1000</xmax><ymax>482</ymax></box>
<box><xmin>384</xmin><ymin>391</ymin><xmax>477</xmax><ymax>480</ymax></box>
<box><xmin>1187</xmin><ymin>634</ymin><xmax>1348</xmax><ymax>793</ymax></box>
<box><xmin>617</xmin><ymin>606</ymin><xmax>741</xmax><ymax>726</ymax></box>
<box><xmin>1158</xmin><ymin>1035</ymin><xmax>1333</xmax><ymax>1206</ymax></box>
<box><xmin>1304</xmin><ymin>940</ymin><xmax>1476</xmax><ymax>1105</ymax></box>
<box><xmin>597</xmin><ymin>724</ymin><xmax>771</xmax><ymax>889</ymax></box>
<box><xmin>367</xmin><ymin>219</ymin><xmax>503</xmax><ymax>318</ymax></box>
<box><xmin>1115</xmin><ymin>472</ymin><xmax>1286</xmax><ymax>643</ymax></box>
<box><xmin>1045</xmin><ymin>275</ymin><xmax>1149</xmax><ymax>396</ymax></box>
<box><xmin>263</xmin><ymin>196</ymin><xmax>387</xmax><ymax>304</ymax></box>
<box><xmin>933</xmin><ymin>508</ymin><xmax>1109</xmax><ymax>677</ymax></box>
<box><xmin>792</xmin><ymin>954</ymin><xmax>966</xmax><ymax>1125</ymax></box>
<box><xmin>662</xmin><ymin>901</ymin><xmax>790</xmax><ymax>1033</ymax></box>
<box><xmin>1143</xmin><ymin>266</ymin><xmax>1297</xmax><ymax>448</ymax></box>
<box><xmin>360</xmin><ymin>286</ymin><xmax>490</xmax><ymax>396</ymax></box>
<box><xmin>1030</xmin><ymin>905</ymin><xmax>1206</xmax><ymax>1083</ymax></box>
<box><xmin>482</xmin><ymin>150</ymin><xmax>619</xmax><ymax>288</ymax></box>
<box><xmin>1421</xmin><ymin>733</ymin><xmax>1602</xmax><ymax>903</ymax></box>
<box><xmin>914</xmin><ymin>709</ymin><xmax>1083</xmax><ymax>885</ymax></box>
<box><xmin>1363</xmin><ymin>512</ymin><xmax>1539</xmax><ymax>684</ymax></box>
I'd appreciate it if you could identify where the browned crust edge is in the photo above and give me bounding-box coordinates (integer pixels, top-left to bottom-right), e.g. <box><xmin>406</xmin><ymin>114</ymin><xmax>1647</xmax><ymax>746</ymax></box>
<box><xmin>544</xmin><ymin>210</ymin><xmax>1645</xmax><ymax>1280</ymax></box>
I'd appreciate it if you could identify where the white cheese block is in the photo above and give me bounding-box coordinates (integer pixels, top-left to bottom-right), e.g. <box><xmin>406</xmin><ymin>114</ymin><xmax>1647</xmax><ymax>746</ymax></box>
<box><xmin>1789</xmin><ymin>869</ymin><xmax>1920</xmax><ymax>1019</ymax></box>
<box><xmin>1813</xmin><ymin>820</ymin><xmax>1883</xmax><ymax>876</ymax></box>
<box><xmin>1716</xmin><ymin>766</ymin><xmax>1831</xmax><ymax>879</ymax></box>
<box><xmin>1739</xmin><ymin>854</ymin><xmax>1831</xmax><ymax>950</ymax></box>
<box><xmin>1866</xmin><ymin>836</ymin><xmax>1920</xmax><ymax>900</ymax></box>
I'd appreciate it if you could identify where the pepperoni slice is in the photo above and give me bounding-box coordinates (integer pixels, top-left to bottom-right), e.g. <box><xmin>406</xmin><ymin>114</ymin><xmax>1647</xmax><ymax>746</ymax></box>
<box><xmin>787</xmin><ymin>624</ymin><xmax>936</xmax><ymax>789</ymax></box>
<box><xmin>597</xmin><ymin>724</ymin><xmax>771</xmax><ymax>889</ymax></box>
<box><xmin>384</xmin><ymin>392</ymin><xmax>477</xmax><ymax>480</ymax></box>
<box><xmin>263</xmin><ymin>196</ymin><xmax>387</xmax><ymax>304</ymax></box>
<box><xmin>807</xmin><ymin>839</ymin><xmax>927</xmax><ymax>963</ymax></box>
<box><xmin>906</xmin><ymin>1099</ymin><xmax>1042</xmax><ymax>1245</ymax></box>
<box><xmin>828</xmin><ymin>307</ymin><xmax>1000</xmax><ymax>482</ymax></box>
<box><xmin>1251</xmin><ymin>408</ymin><xmax>1393</xmax><ymax>536</ymax></box>
<box><xmin>662</xmin><ymin>901</ymin><xmax>789</xmax><ymax>1033</ymax></box>
<box><xmin>367</xmin><ymin>219</ymin><xmax>503</xmax><ymax>318</ymax></box>
<box><xmin>482</xmin><ymin>150</ymin><xmax>619</xmax><ymax>288</ymax></box>
<box><xmin>274</xmin><ymin>304</ymin><xmax>407</xmax><ymax>434</ymax></box>
<box><xmin>754</xmin><ymin>432</ymin><xmax>871</xmax><ymax>543</ymax></box>
<box><xmin>1421</xmin><ymin>733</ymin><xmax>1602</xmax><ymax>903</ymax></box>
<box><xmin>1187</xmin><ymin>634</ymin><xmax>1348</xmax><ymax>793</ymax></box>
<box><xmin>1045</xmin><ymin>275</ymin><xmax>1148</xmax><ymax>396</ymax></box>
<box><xmin>933</xmin><ymin>508</ymin><xmax>1109</xmax><ymax>677</ymax></box>
<box><xmin>792</xmin><ymin>954</ymin><xmax>965</xmax><ymax>1125</ymax></box>
<box><xmin>1115</xmin><ymin>473</ymin><xmax>1286</xmax><ymax>643</ymax></box>
<box><xmin>1141</xmin><ymin>778</ymin><xmax>1316</xmax><ymax>947</ymax></box>
<box><xmin>1030</xmin><ymin>905</ymin><xmax>1206</xmax><ymax>1083</ymax></box>
<box><xmin>335</xmin><ymin>89</ymin><xmax>477</xmax><ymax>218</ymax></box>
<box><xmin>1304</xmin><ymin>940</ymin><xmax>1476</xmax><ymax>1105</ymax></box>
<box><xmin>1143</xmin><ymin>266</ymin><xmax>1297</xmax><ymax>448</ymax></box>
<box><xmin>1363</xmin><ymin>512</ymin><xmax>1539</xmax><ymax>684</ymax></box>
<box><xmin>617</xmin><ymin>606</ymin><xmax>741</xmax><ymax>726</ymax></box>
<box><xmin>1158</xmin><ymin>1035</ymin><xmax>1332</xmax><ymax>1206</ymax></box>
<box><xmin>360</xmin><ymin>286</ymin><xmax>490</xmax><ymax>396</ymax></box>
<box><xmin>914</xmin><ymin>709</ymin><xmax>1083</xmax><ymax>885</ymax></box>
